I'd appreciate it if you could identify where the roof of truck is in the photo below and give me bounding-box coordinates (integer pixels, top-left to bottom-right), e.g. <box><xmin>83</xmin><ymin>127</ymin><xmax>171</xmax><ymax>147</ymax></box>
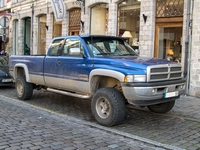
<box><xmin>52</xmin><ymin>34</ymin><xmax>123</xmax><ymax>40</ymax></box>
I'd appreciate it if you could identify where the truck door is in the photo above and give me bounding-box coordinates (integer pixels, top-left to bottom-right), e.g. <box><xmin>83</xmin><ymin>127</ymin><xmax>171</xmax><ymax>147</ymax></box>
<box><xmin>44</xmin><ymin>38</ymin><xmax>65</xmax><ymax>88</ymax></box>
<box><xmin>56</xmin><ymin>37</ymin><xmax>92</xmax><ymax>93</ymax></box>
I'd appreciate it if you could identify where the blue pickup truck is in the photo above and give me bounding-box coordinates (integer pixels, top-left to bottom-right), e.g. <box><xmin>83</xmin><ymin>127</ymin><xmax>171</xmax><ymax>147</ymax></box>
<box><xmin>9</xmin><ymin>35</ymin><xmax>185</xmax><ymax>126</ymax></box>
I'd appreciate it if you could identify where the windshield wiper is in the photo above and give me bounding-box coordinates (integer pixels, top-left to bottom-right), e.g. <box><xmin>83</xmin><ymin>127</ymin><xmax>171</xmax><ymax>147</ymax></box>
<box><xmin>96</xmin><ymin>53</ymin><xmax>112</xmax><ymax>56</ymax></box>
<box><xmin>121</xmin><ymin>54</ymin><xmax>136</xmax><ymax>56</ymax></box>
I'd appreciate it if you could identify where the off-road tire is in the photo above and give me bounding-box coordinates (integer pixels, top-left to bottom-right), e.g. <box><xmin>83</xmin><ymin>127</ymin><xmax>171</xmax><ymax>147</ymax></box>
<box><xmin>147</xmin><ymin>100</ymin><xmax>175</xmax><ymax>113</ymax></box>
<box><xmin>15</xmin><ymin>76</ymin><xmax>33</xmax><ymax>100</ymax></box>
<box><xmin>91</xmin><ymin>88</ymin><xmax>126</xmax><ymax>126</ymax></box>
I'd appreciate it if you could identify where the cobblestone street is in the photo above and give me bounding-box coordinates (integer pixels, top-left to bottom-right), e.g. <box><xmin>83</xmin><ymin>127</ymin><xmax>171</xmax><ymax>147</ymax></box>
<box><xmin>0</xmin><ymin>86</ymin><xmax>200</xmax><ymax>150</ymax></box>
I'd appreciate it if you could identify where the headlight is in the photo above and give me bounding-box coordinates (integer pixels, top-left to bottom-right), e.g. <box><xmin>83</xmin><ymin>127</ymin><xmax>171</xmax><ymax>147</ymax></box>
<box><xmin>124</xmin><ymin>75</ymin><xmax>146</xmax><ymax>82</ymax></box>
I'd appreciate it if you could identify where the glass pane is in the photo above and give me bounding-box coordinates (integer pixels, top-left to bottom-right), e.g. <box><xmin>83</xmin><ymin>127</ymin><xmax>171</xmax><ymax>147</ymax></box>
<box><xmin>156</xmin><ymin>0</ymin><xmax>184</xmax><ymax>17</ymax></box>
<box><xmin>158</xmin><ymin>27</ymin><xmax>182</xmax><ymax>63</ymax></box>
<box><xmin>91</xmin><ymin>4</ymin><xmax>109</xmax><ymax>35</ymax></box>
<box><xmin>118</xmin><ymin>0</ymin><xmax>140</xmax><ymax>49</ymax></box>
<box><xmin>38</xmin><ymin>15</ymin><xmax>47</xmax><ymax>55</ymax></box>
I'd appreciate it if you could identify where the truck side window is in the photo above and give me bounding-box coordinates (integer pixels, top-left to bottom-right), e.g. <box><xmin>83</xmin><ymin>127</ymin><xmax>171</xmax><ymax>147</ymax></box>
<box><xmin>49</xmin><ymin>39</ymin><xmax>64</xmax><ymax>56</ymax></box>
<box><xmin>62</xmin><ymin>39</ymin><xmax>84</xmax><ymax>57</ymax></box>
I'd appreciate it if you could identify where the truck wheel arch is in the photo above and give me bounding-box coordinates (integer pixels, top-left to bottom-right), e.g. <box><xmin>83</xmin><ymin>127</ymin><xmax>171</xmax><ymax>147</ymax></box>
<box><xmin>14</xmin><ymin>63</ymin><xmax>31</xmax><ymax>82</ymax></box>
<box><xmin>89</xmin><ymin>69</ymin><xmax>125</xmax><ymax>94</ymax></box>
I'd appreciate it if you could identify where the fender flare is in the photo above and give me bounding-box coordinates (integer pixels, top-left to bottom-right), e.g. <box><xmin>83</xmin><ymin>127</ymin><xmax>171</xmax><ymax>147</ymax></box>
<box><xmin>89</xmin><ymin>69</ymin><xmax>125</xmax><ymax>82</ymax></box>
<box><xmin>14</xmin><ymin>63</ymin><xmax>31</xmax><ymax>82</ymax></box>
<box><xmin>89</xmin><ymin>69</ymin><xmax>125</xmax><ymax>92</ymax></box>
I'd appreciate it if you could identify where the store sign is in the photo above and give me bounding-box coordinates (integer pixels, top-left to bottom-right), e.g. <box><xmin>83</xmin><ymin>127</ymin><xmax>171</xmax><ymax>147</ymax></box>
<box><xmin>50</xmin><ymin>0</ymin><xmax>66</xmax><ymax>22</ymax></box>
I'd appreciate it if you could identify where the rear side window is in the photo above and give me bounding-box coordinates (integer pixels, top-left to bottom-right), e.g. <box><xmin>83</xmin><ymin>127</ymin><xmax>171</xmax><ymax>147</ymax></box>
<box><xmin>48</xmin><ymin>39</ymin><xmax>65</xmax><ymax>56</ymax></box>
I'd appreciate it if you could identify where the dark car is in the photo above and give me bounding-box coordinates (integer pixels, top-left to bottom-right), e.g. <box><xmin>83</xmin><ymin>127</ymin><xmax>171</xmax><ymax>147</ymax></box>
<box><xmin>0</xmin><ymin>56</ymin><xmax>13</xmax><ymax>86</ymax></box>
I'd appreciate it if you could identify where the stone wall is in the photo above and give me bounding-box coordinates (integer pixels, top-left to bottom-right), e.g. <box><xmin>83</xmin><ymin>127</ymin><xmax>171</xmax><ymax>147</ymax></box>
<box><xmin>139</xmin><ymin>0</ymin><xmax>155</xmax><ymax>57</ymax></box>
<box><xmin>189</xmin><ymin>0</ymin><xmax>200</xmax><ymax>97</ymax></box>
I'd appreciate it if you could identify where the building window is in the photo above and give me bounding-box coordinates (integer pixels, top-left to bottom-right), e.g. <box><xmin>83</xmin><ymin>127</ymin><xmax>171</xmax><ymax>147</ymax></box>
<box><xmin>69</xmin><ymin>8</ymin><xmax>81</xmax><ymax>35</ymax></box>
<box><xmin>156</xmin><ymin>0</ymin><xmax>184</xmax><ymax>17</ymax></box>
<box><xmin>53</xmin><ymin>17</ymin><xmax>62</xmax><ymax>38</ymax></box>
<box><xmin>38</xmin><ymin>15</ymin><xmax>47</xmax><ymax>55</ymax></box>
<box><xmin>90</xmin><ymin>3</ymin><xmax>109</xmax><ymax>35</ymax></box>
<box><xmin>118</xmin><ymin>0</ymin><xmax>140</xmax><ymax>47</ymax></box>
<box><xmin>155</xmin><ymin>0</ymin><xmax>184</xmax><ymax>63</ymax></box>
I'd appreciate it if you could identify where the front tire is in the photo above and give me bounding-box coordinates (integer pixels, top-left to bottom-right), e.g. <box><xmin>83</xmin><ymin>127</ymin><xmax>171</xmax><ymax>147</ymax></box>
<box><xmin>91</xmin><ymin>88</ymin><xmax>126</xmax><ymax>126</ymax></box>
<box><xmin>147</xmin><ymin>100</ymin><xmax>175</xmax><ymax>113</ymax></box>
<box><xmin>16</xmin><ymin>76</ymin><xmax>33</xmax><ymax>100</ymax></box>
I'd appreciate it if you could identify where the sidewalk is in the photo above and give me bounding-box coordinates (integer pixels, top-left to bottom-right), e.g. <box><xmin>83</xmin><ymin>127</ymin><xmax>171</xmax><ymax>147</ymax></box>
<box><xmin>0</xmin><ymin>95</ymin><xmax>177</xmax><ymax>150</ymax></box>
<box><xmin>128</xmin><ymin>95</ymin><xmax>200</xmax><ymax>122</ymax></box>
<box><xmin>171</xmin><ymin>95</ymin><xmax>200</xmax><ymax>121</ymax></box>
<box><xmin>118</xmin><ymin>95</ymin><xmax>200</xmax><ymax>150</ymax></box>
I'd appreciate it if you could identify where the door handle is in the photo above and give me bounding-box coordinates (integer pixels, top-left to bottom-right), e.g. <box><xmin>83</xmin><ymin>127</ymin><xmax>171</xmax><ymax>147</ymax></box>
<box><xmin>57</xmin><ymin>61</ymin><xmax>62</xmax><ymax>65</ymax></box>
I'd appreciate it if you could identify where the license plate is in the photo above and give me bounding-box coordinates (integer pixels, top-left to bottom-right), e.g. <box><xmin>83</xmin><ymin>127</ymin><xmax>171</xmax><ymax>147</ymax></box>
<box><xmin>2</xmin><ymin>78</ymin><xmax>13</xmax><ymax>83</ymax></box>
<box><xmin>164</xmin><ymin>91</ymin><xmax>179</xmax><ymax>98</ymax></box>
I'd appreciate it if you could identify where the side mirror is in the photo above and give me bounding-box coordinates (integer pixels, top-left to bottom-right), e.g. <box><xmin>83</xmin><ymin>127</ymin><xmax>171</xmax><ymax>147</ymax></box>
<box><xmin>69</xmin><ymin>48</ymin><xmax>81</xmax><ymax>56</ymax></box>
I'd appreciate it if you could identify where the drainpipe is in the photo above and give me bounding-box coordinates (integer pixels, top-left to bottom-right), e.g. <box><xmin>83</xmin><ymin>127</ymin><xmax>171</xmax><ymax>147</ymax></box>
<box><xmin>31</xmin><ymin>0</ymin><xmax>34</xmax><ymax>55</ymax></box>
<box><xmin>184</xmin><ymin>0</ymin><xmax>192</xmax><ymax>95</ymax></box>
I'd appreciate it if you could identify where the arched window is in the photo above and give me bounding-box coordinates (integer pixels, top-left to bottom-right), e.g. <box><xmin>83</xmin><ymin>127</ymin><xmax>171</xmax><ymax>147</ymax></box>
<box><xmin>69</xmin><ymin>8</ymin><xmax>81</xmax><ymax>35</ymax></box>
<box><xmin>90</xmin><ymin>3</ymin><xmax>109</xmax><ymax>35</ymax></box>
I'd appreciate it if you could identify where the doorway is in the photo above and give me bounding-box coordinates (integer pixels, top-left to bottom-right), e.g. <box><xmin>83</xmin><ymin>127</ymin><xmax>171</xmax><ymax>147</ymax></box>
<box><xmin>24</xmin><ymin>17</ymin><xmax>31</xmax><ymax>55</ymax></box>
<box><xmin>155</xmin><ymin>22</ymin><xmax>183</xmax><ymax>63</ymax></box>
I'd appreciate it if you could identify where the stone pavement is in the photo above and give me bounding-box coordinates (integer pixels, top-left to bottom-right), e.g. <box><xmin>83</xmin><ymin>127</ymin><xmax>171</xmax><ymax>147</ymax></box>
<box><xmin>0</xmin><ymin>94</ymin><xmax>179</xmax><ymax>150</ymax></box>
<box><xmin>118</xmin><ymin>95</ymin><xmax>200</xmax><ymax>150</ymax></box>
<box><xmin>0</xmin><ymin>87</ymin><xmax>200</xmax><ymax>150</ymax></box>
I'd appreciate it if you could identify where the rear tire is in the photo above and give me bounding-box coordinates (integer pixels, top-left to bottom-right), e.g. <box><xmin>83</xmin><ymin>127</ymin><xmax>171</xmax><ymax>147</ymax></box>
<box><xmin>147</xmin><ymin>100</ymin><xmax>175</xmax><ymax>113</ymax></box>
<box><xmin>91</xmin><ymin>88</ymin><xmax>126</xmax><ymax>126</ymax></box>
<box><xmin>15</xmin><ymin>76</ymin><xmax>33</xmax><ymax>100</ymax></box>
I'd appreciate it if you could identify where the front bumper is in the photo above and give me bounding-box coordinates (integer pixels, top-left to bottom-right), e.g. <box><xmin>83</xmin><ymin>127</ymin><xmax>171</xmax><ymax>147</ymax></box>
<box><xmin>0</xmin><ymin>78</ymin><xmax>14</xmax><ymax>86</ymax></box>
<box><xmin>121</xmin><ymin>79</ymin><xmax>186</xmax><ymax>106</ymax></box>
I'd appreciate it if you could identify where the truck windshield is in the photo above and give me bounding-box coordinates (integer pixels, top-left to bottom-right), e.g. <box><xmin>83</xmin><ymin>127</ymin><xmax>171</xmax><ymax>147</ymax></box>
<box><xmin>83</xmin><ymin>37</ymin><xmax>138</xmax><ymax>57</ymax></box>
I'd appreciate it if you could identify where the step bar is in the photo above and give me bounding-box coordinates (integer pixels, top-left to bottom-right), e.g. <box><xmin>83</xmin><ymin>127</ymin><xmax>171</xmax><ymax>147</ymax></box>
<box><xmin>47</xmin><ymin>88</ymin><xmax>91</xmax><ymax>99</ymax></box>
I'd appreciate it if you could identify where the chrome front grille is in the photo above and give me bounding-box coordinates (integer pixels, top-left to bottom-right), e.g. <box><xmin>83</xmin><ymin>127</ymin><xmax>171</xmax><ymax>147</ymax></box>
<box><xmin>147</xmin><ymin>64</ymin><xmax>182</xmax><ymax>82</ymax></box>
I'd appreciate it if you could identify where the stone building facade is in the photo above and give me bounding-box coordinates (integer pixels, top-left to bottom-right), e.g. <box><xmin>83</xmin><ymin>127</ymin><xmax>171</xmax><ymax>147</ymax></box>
<box><xmin>188</xmin><ymin>0</ymin><xmax>200</xmax><ymax>97</ymax></box>
<box><xmin>0</xmin><ymin>0</ymin><xmax>199</xmax><ymax>98</ymax></box>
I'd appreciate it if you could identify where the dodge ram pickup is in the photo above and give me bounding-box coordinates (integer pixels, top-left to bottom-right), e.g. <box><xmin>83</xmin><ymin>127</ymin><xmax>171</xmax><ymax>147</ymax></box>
<box><xmin>9</xmin><ymin>35</ymin><xmax>186</xmax><ymax>126</ymax></box>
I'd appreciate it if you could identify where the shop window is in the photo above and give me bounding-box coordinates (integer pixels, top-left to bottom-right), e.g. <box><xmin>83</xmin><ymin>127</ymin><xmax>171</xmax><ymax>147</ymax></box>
<box><xmin>156</xmin><ymin>0</ymin><xmax>184</xmax><ymax>17</ymax></box>
<box><xmin>118</xmin><ymin>0</ymin><xmax>140</xmax><ymax>49</ymax></box>
<box><xmin>53</xmin><ymin>17</ymin><xmax>62</xmax><ymax>38</ymax></box>
<box><xmin>155</xmin><ymin>0</ymin><xmax>183</xmax><ymax>63</ymax></box>
<box><xmin>38</xmin><ymin>15</ymin><xmax>47</xmax><ymax>55</ymax></box>
<box><xmin>157</xmin><ymin>26</ymin><xmax>182</xmax><ymax>63</ymax></box>
<box><xmin>91</xmin><ymin>3</ymin><xmax>109</xmax><ymax>35</ymax></box>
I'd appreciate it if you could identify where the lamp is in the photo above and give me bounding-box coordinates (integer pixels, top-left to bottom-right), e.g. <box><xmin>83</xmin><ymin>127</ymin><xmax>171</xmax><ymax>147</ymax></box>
<box><xmin>76</xmin><ymin>0</ymin><xmax>85</xmax><ymax>14</ymax></box>
<box><xmin>143</xmin><ymin>14</ymin><xmax>147</xmax><ymax>23</ymax></box>
<box><xmin>167</xmin><ymin>49</ymin><xmax>174</xmax><ymax>55</ymax></box>
<box><xmin>122</xmin><ymin>31</ymin><xmax>132</xmax><ymax>44</ymax></box>
<box><xmin>45</xmin><ymin>25</ymin><xmax>49</xmax><ymax>30</ymax></box>
<box><xmin>122</xmin><ymin>31</ymin><xmax>133</xmax><ymax>38</ymax></box>
<box><xmin>80</xmin><ymin>20</ymin><xmax>84</xmax><ymax>32</ymax></box>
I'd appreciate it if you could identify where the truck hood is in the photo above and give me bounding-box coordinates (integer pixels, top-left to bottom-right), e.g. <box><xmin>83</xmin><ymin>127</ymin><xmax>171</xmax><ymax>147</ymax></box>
<box><xmin>93</xmin><ymin>56</ymin><xmax>177</xmax><ymax>74</ymax></box>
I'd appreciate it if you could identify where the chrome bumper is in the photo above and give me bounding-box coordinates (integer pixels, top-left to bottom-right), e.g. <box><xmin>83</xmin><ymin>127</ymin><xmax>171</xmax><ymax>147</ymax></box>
<box><xmin>121</xmin><ymin>79</ymin><xmax>186</xmax><ymax>106</ymax></box>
